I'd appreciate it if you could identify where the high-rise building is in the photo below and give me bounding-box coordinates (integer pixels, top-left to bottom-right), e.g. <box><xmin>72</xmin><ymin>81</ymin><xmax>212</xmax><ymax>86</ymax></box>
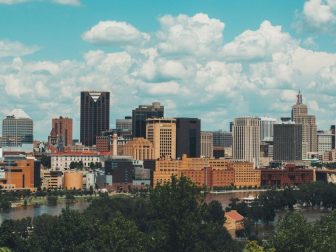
<box><xmin>80</xmin><ymin>91</ymin><xmax>110</xmax><ymax>146</ymax></box>
<box><xmin>201</xmin><ymin>131</ymin><xmax>213</xmax><ymax>158</ymax></box>
<box><xmin>2</xmin><ymin>109</ymin><xmax>33</xmax><ymax>147</ymax></box>
<box><xmin>259</xmin><ymin>117</ymin><xmax>276</xmax><ymax>141</ymax></box>
<box><xmin>233</xmin><ymin>117</ymin><xmax>260</xmax><ymax>166</ymax></box>
<box><xmin>317</xmin><ymin>131</ymin><xmax>333</xmax><ymax>154</ymax></box>
<box><xmin>330</xmin><ymin>125</ymin><xmax>335</xmax><ymax>149</ymax></box>
<box><xmin>291</xmin><ymin>91</ymin><xmax>317</xmax><ymax>157</ymax></box>
<box><xmin>146</xmin><ymin>118</ymin><xmax>176</xmax><ymax>159</ymax></box>
<box><xmin>132</xmin><ymin>102</ymin><xmax>164</xmax><ymax>138</ymax></box>
<box><xmin>116</xmin><ymin>116</ymin><xmax>132</xmax><ymax>132</ymax></box>
<box><xmin>212</xmin><ymin>130</ymin><xmax>232</xmax><ymax>147</ymax></box>
<box><xmin>273</xmin><ymin>122</ymin><xmax>302</xmax><ymax>161</ymax></box>
<box><xmin>175</xmin><ymin>118</ymin><xmax>201</xmax><ymax>158</ymax></box>
<box><xmin>50</xmin><ymin>116</ymin><xmax>72</xmax><ymax>147</ymax></box>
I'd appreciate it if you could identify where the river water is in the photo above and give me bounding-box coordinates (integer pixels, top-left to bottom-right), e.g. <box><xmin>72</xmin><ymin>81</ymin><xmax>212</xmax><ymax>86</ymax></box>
<box><xmin>0</xmin><ymin>191</ymin><xmax>330</xmax><ymax>232</ymax></box>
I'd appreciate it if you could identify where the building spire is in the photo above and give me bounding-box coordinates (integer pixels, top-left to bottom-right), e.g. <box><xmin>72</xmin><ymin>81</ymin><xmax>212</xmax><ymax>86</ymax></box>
<box><xmin>297</xmin><ymin>90</ymin><xmax>302</xmax><ymax>104</ymax></box>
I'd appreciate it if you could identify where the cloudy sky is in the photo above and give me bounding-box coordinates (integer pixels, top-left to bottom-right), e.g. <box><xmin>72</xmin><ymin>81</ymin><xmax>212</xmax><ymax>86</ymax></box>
<box><xmin>0</xmin><ymin>0</ymin><xmax>336</xmax><ymax>140</ymax></box>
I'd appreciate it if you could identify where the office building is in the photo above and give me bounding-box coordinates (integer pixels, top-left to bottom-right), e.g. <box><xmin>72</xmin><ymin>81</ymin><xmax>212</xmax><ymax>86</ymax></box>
<box><xmin>317</xmin><ymin>131</ymin><xmax>333</xmax><ymax>154</ymax></box>
<box><xmin>132</xmin><ymin>102</ymin><xmax>164</xmax><ymax>138</ymax></box>
<box><xmin>2</xmin><ymin>109</ymin><xmax>33</xmax><ymax>147</ymax></box>
<box><xmin>122</xmin><ymin>137</ymin><xmax>154</xmax><ymax>160</ymax></box>
<box><xmin>146</xmin><ymin>118</ymin><xmax>176</xmax><ymax>159</ymax></box>
<box><xmin>291</xmin><ymin>91</ymin><xmax>317</xmax><ymax>157</ymax></box>
<box><xmin>51</xmin><ymin>152</ymin><xmax>101</xmax><ymax>171</ymax></box>
<box><xmin>175</xmin><ymin>118</ymin><xmax>201</xmax><ymax>158</ymax></box>
<box><xmin>49</xmin><ymin>116</ymin><xmax>72</xmax><ymax>149</ymax></box>
<box><xmin>273</xmin><ymin>122</ymin><xmax>302</xmax><ymax>161</ymax></box>
<box><xmin>212</xmin><ymin>130</ymin><xmax>233</xmax><ymax>148</ymax></box>
<box><xmin>201</xmin><ymin>131</ymin><xmax>213</xmax><ymax>158</ymax></box>
<box><xmin>259</xmin><ymin>117</ymin><xmax>276</xmax><ymax>141</ymax></box>
<box><xmin>116</xmin><ymin>116</ymin><xmax>132</xmax><ymax>132</ymax></box>
<box><xmin>80</xmin><ymin>91</ymin><xmax>110</xmax><ymax>146</ymax></box>
<box><xmin>232</xmin><ymin>117</ymin><xmax>260</xmax><ymax>166</ymax></box>
<box><xmin>153</xmin><ymin>155</ymin><xmax>260</xmax><ymax>188</ymax></box>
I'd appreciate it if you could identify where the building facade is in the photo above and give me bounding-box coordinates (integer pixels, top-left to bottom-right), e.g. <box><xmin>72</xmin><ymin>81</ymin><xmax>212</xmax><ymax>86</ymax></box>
<box><xmin>80</xmin><ymin>91</ymin><xmax>110</xmax><ymax>146</ymax></box>
<box><xmin>146</xmin><ymin>118</ymin><xmax>176</xmax><ymax>159</ymax></box>
<box><xmin>291</xmin><ymin>91</ymin><xmax>317</xmax><ymax>157</ymax></box>
<box><xmin>51</xmin><ymin>152</ymin><xmax>101</xmax><ymax>171</ymax></box>
<box><xmin>50</xmin><ymin>116</ymin><xmax>73</xmax><ymax>147</ymax></box>
<box><xmin>233</xmin><ymin>117</ymin><xmax>260</xmax><ymax>166</ymax></box>
<box><xmin>273</xmin><ymin>122</ymin><xmax>302</xmax><ymax>161</ymax></box>
<box><xmin>2</xmin><ymin>109</ymin><xmax>33</xmax><ymax>147</ymax></box>
<box><xmin>201</xmin><ymin>131</ymin><xmax>213</xmax><ymax>158</ymax></box>
<box><xmin>317</xmin><ymin>131</ymin><xmax>333</xmax><ymax>154</ymax></box>
<box><xmin>122</xmin><ymin>137</ymin><xmax>154</xmax><ymax>160</ymax></box>
<box><xmin>259</xmin><ymin>117</ymin><xmax>276</xmax><ymax>141</ymax></box>
<box><xmin>175</xmin><ymin>118</ymin><xmax>201</xmax><ymax>158</ymax></box>
<box><xmin>212</xmin><ymin>130</ymin><xmax>233</xmax><ymax>147</ymax></box>
<box><xmin>132</xmin><ymin>102</ymin><xmax>164</xmax><ymax>138</ymax></box>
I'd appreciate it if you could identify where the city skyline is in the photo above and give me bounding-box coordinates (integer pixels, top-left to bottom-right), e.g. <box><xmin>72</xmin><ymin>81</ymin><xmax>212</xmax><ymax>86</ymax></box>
<box><xmin>1</xmin><ymin>0</ymin><xmax>336</xmax><ymax>140</ymax></box>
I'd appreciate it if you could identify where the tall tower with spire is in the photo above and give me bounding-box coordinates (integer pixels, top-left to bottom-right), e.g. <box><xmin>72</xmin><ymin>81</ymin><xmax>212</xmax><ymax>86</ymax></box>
<box><xmin>291</xmin><ymin>91</ymin><xmax>317</xmax><ymax>158</ymax></box>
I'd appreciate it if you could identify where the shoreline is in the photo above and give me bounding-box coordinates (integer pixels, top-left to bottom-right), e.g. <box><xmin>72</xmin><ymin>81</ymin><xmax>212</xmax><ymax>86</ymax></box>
<box><xmin>209</xmin><ymin>189</ymin><xmax>268</xmax><ymax>194</ymax></box>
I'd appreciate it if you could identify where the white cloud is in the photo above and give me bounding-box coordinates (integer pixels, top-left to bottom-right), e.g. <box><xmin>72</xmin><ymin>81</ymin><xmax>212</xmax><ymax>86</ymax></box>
<box><xmin>0</xmin><ymin>40</ymin><xmax>39</xmax><ymax>58</ymax></box>
<box><xmin>157</xmin><ymin>13</ymin><xmax>224</xmax><ymax>58</ymax></box>
<box><xmin>2</xmin><ymin>13</ymin><xmax>336</xmax><ymax>139</ymax></box>
<box><xmin>295</xmin><ymin>0</ymin><xmax>336</xmax><ymax>33</ymax></box>
<box><xmin>82</xmin><ymin>21</ymin><xmax>149</xmax><ymax>45</ymax></box>
<box><xmin>0</xmin><ymin>0</ymin><xmax>27</xmax><ymax>4</ymax></box>
<box><xmin>53</xmin><ymin>0</ymin><xmax>80</xmax><ymax>6</ymax></box>
<box><xmin>222</xmin><ymin>21</ymin><xmax>297</xmax><ymax>61</ymax></box>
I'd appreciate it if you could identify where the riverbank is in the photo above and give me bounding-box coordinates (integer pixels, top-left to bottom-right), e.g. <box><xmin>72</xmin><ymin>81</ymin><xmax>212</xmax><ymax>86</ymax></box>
<box><xmin>209</xmin><ymin>189</ymin><xmax>268</xmax><ymax>194</ymax></box>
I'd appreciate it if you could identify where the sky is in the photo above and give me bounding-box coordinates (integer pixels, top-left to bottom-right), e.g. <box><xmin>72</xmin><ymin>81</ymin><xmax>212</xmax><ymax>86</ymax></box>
<box><xmin>1</xmin><ymin>0</ymin><xmax>336</xmax><ymax>140</ymax></box>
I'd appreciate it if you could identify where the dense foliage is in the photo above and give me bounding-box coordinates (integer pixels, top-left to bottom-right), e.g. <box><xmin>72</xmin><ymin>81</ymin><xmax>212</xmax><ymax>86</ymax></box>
<box><xmin>0</xmin><ymin>176</ymin><xmax>241</xmax><ymax>252</ymax></box>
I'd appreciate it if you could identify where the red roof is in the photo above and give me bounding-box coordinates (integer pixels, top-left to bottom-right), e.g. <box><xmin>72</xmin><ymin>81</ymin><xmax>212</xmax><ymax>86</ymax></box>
<box><xmin>225</xmin><ymin>210</ymin><xmax>244</xmax><ymax>222</ymax></box>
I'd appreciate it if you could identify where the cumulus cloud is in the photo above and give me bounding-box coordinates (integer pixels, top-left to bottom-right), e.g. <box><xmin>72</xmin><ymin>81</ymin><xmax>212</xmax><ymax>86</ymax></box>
<box><xmin>82</xmin><ymin>21</ymin><xmax>150</xmax><ymax>45</ymax></box>
<box><xmin>2</xmin><ymin>13</ymin><xmax>336</xmax><ymax>139</ymax></box>
<box><xmin>294</xmin><ymin>0</ymin><xmax>336</xmax><ymax>33</ymax></box>
<box><xmin>0</xmin><ymin>0</ymin><xmax>27</xmax><ymax>4</ymax></box>
<box><xmin>0</xmin><ymin>40</ymin><xmax>39</xmax><ymax>58</ymax></box>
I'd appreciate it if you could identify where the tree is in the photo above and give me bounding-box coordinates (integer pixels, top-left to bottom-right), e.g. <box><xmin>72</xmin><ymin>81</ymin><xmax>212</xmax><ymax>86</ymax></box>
<box><xmin>269</xmin><ymin>211</ymin><xmax>312</xmax><ymax>252</ymax></box>
<box><xmin>244</xmin><ymin>241</ymin><xmax>275</xmax><ymax>252</ymax></box>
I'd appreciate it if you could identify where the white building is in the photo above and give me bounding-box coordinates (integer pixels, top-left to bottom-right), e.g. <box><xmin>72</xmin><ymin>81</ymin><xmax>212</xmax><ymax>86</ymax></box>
<box><xmin>51</xmin><ymin>152</ymin><xmax>101</xmax><ymax>171</ymax></box>
<box><xmin>233</xmin><ymin>117</ymin><xmax>260</xmax><ymax>167</ymax></box>
<box><xmin>317</xmin><ymin>131</ymin><xmax>333</xmax><ymax>154</ymax></box>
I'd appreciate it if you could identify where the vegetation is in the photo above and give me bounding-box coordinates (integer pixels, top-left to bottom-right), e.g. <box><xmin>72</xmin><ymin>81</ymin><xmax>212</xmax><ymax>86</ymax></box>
<box><xmin>0</xmin><ymin>176</ymin><xmax>241</xmax><ymax>252</ymax></box>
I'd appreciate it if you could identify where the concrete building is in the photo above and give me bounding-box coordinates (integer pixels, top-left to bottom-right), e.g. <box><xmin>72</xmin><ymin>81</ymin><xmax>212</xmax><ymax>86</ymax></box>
<box><xmin>212</xmin><ymin>130</ymin><xmax>232</xmax><ymax>147</ymax></box>
<box><xmin>291</xmin><ymin>91</ymin><xmax>317</xmax><ymax>158</ymax></box>
<box><xmin>2</xmin><ymin>109</ymin><xmax>33</xmax><ymax>147</ymax></box>
<box><xmin>51</xmin><ymin>152</ymin><xmax>101</xmax><ymax>171</ymax></box>
<box><xmin>132</xmin><ymin>102</ymin><xmax>164</xmax><ymax>138</ymax></box>
<box><xmin>49</xmin><ymin>116</ymin><xmax>72</xmax><ymax>147</ymax></box>
<box><xmin>0</xmin><ymin>158</ymin><xmax>39</xmax><ymax>190</ymax></box>
<box><xmin>233</xmin><ymin>117</ymin><xmax>260</xmax><ymax>166</ymax></box>
<box><xmin>175</xmin><ymin>118</ymin><xmax>201</xmax><ymax>158</ymax></box>
<box><xmin>201</xmin><ymin>131</ymin><xmax>213</xmax><ymax>158</ymax></box>
<box><xmin>273</xmin><ymin>122</ymin><xmax>302</xmax><ymax>161</ymax></box>
<box><xmin>63</xmin><ymin>171</ymin><xmax>83</xmax><ymax>190</ymax></box>
<box><xmin>41</xmin><ymin>169</ymin><xmax>63</xmax><ymax>189</ymax></box>
<box><xmin>146</xmin><ymin>118</ymin><xmax>176</xmax><ymax>159</ymax></box>
<box><xmin>259</xmin><ymin>117</ymin><xmax>276</xmax><ymax>141</ymax></box>
<box><xmin>317</xmin><ymin>131</ymin><xmax>333</xmax><ymax>154</ymax></box>
<box><xmin>122</xmin><ymin>137</ymin><xmax>154</xmax><ymax>160</ymax></box>
<box><xmin>116</xmin><ymin>116</ymin><xmax>132</xmax><ymax>132</ymax></box>
<box><xmin>80</xmin><ymin>91</ymin><xmax>110</xmax><ymax>146</ymax></box>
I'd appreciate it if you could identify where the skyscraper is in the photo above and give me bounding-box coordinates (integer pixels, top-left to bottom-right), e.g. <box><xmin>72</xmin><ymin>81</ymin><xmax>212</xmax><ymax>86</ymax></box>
<box><xmin>80</xmin><ymin>91</ymin><xmax>110</xmax><ymax>146</ymax></box>
<box><xmin>273</xmin><ymin>122</ymin><xmax>302</xmax><ymax>161</ymax></box>
<box><xmin>175</xmin><ymin>118</ymin><xmax>201</xmax><ymax>158</ymax></box>
<box><xmin>291</xmin><ymin>91</ymin><xmax>317</xmax><ymax>158</ymax></box>
<box><xmin>201</xmin><ymin>131</ymin><xmax>213</xmax><ymax>158</ymax></box>
<box><xmin>259</xmin><ymin>117</ymin><xmax>276</xmax><ymax>141</ymax></box>
<box><xmin>212</xmin><ymin>130</ymin><xmax>232</xmax><ymax>147</ymax></box>
<box><xmin>132</xmin><ymin>102</ymin><xmax>164</xmax><ymax>138</ymax></box>
<box><xmin>116</xmin><ymin>116</ymin><xmax>132</xmax><ymax>132</ymax></box>
<box><xmin>146</xmin><ymin>118</ymin><xmax>176</xmax><ymax>159</ymax></box>
<box><xmin>2</xmin><ymin>109</ymin><xmax>33</xmax><ymax>147</ymax></box>
<box><xmin>50</xmin><ymin>116</ymin><xmax>73</xmax><ymax>147</ymax></box>
<box><xmin>233</xmin><ymin>117</ymin><xmax>260</xmax><ymax>166</ymax></box>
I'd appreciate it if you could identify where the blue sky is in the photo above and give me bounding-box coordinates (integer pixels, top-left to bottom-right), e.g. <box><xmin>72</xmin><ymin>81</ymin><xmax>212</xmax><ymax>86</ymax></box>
<box><xmin>1</xmin><ymin>0</ymin><xmax>336</xmax><ymax>140</ymax></box>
